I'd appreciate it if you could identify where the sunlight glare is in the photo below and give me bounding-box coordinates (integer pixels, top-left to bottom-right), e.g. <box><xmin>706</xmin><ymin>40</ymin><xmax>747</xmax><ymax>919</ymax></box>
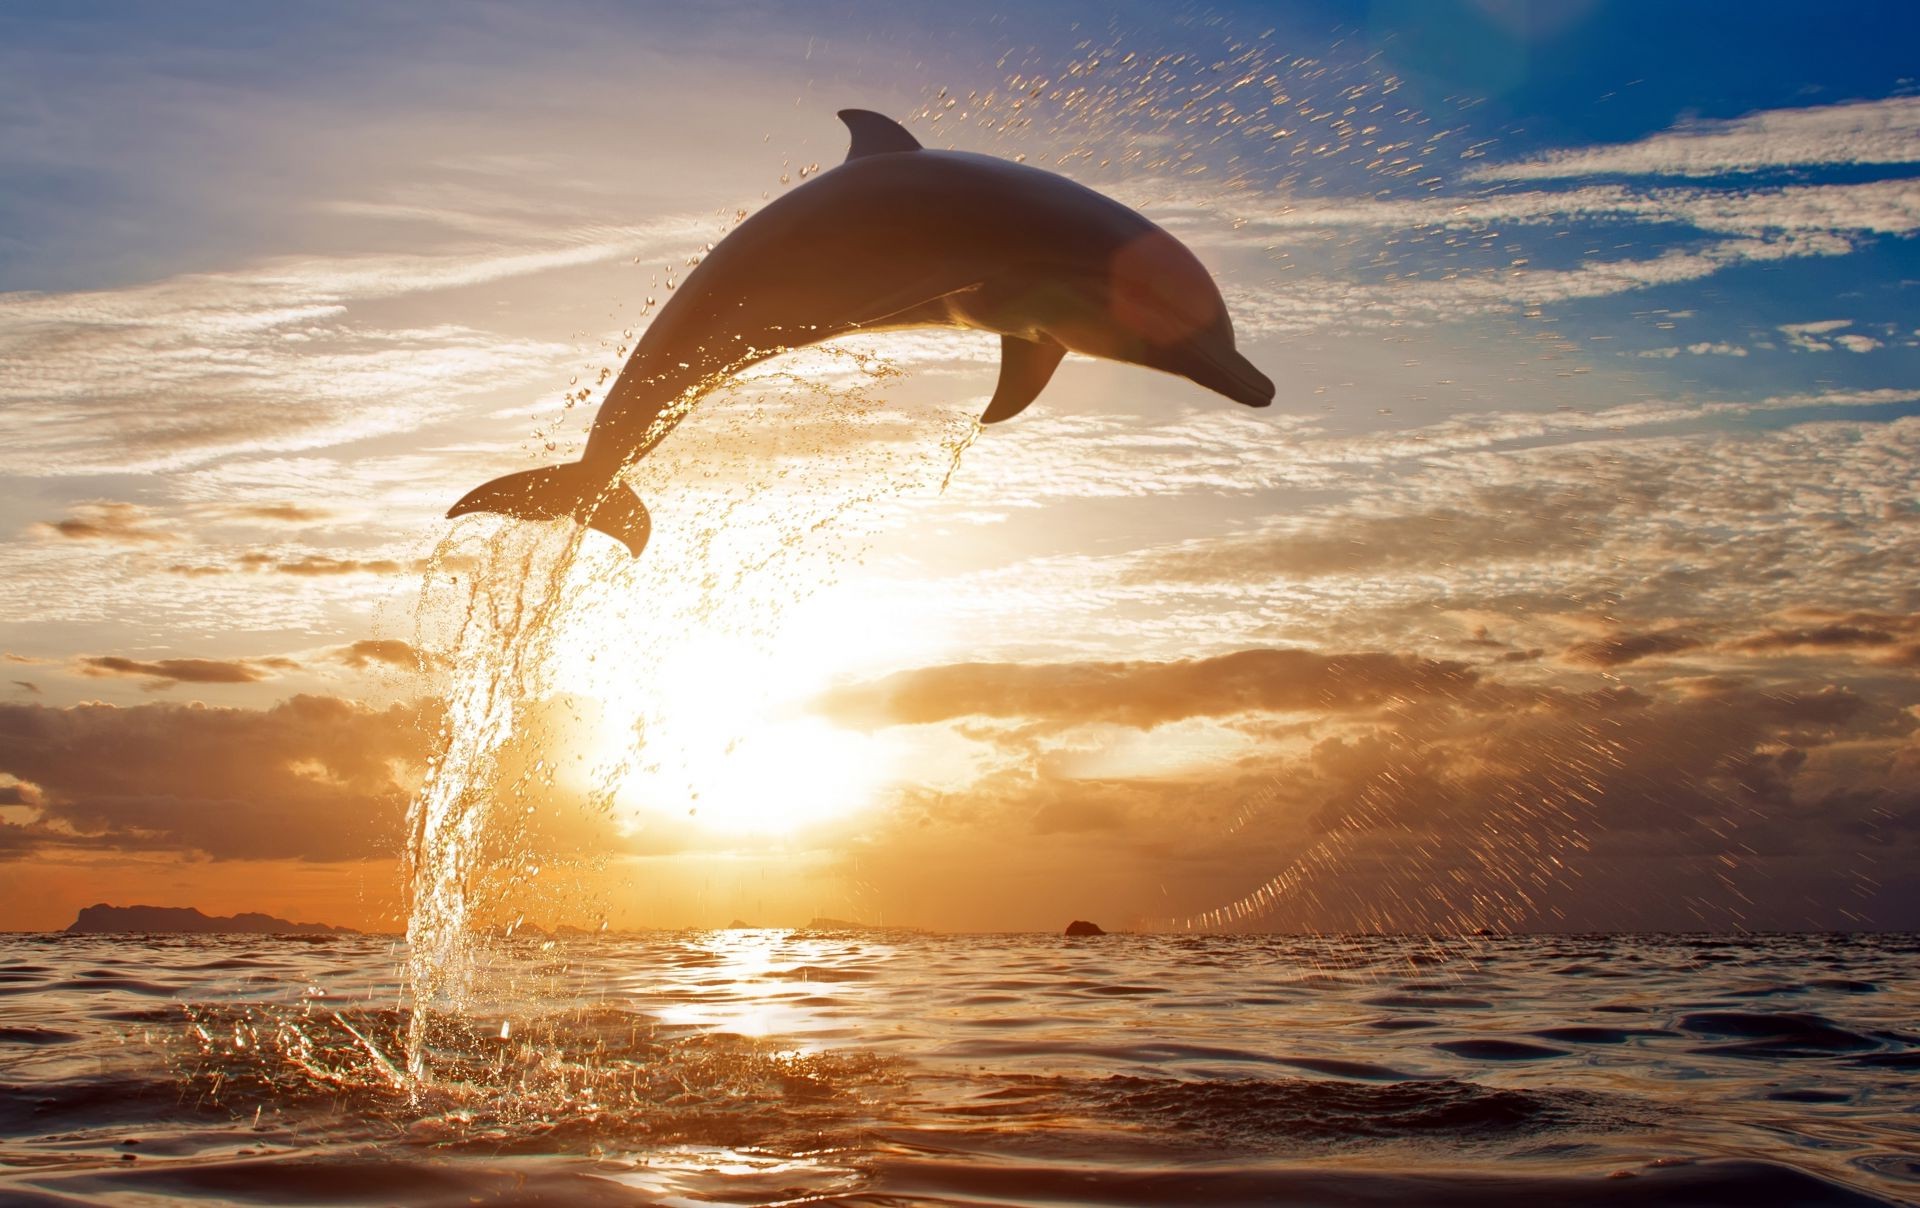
<box><xmin>563</xmin><ymin>571</ymin><xmax>940</xmax><ymax>838</ymax></box>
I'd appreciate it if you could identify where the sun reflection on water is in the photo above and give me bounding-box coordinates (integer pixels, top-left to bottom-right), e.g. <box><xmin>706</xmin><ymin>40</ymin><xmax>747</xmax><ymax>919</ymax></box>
<box><xmin>638</xmin><ymin>929</ymin><xmax>885</xmax><ymax>1047</ymax></box>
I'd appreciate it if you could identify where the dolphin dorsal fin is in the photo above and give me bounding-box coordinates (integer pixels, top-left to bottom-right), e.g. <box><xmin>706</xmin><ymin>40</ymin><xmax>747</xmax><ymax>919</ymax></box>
<box><xmin>839</xmin><ymin>109</ymin><xmax>922</xmax><ymax>160</ymax></box>
<box><xmin>981</xmin><ymin>335</ymin><xmax>1067</xmax><ymax>424</ymax></box>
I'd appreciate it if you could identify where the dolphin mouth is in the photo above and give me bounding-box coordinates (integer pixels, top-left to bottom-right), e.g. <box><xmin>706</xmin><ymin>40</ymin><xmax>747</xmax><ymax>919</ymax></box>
<box><xmin>1180</xmin><ymin>344</ymin><xmax>1274</xmax><ymax>408</ymax></box>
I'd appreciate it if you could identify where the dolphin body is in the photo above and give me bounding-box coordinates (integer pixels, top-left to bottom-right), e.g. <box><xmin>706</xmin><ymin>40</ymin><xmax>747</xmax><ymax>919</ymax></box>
<box><xmin>449</xmin><ymin>110</ymin><xmax>1274</xmax><ymax>557</ymax></box>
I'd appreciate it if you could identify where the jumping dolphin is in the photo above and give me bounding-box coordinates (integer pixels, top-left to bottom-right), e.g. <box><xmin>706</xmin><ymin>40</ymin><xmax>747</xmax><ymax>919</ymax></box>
<box><xmin>449</xmin><ymin>109</ymin><xmax>1274</xmax><ymax>557</ymax></box>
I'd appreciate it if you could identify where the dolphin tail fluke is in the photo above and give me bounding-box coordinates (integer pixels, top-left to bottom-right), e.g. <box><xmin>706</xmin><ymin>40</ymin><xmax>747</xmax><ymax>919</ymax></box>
<box><xmin>446</xmin><ymin>463</ymin><xmax>652</xmax><ymax>558</ymax></box>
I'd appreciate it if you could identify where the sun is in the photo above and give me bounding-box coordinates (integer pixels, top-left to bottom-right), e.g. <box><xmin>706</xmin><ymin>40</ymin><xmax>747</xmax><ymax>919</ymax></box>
<box><xmin>613</xmin><ymin>625</ymin><xmax>897</xmax><ymax>835</ymax></box>
<box><xmin>544</xmin><ymin>563</ymin><xmax>933</xmax><ymax>840</ymax></box>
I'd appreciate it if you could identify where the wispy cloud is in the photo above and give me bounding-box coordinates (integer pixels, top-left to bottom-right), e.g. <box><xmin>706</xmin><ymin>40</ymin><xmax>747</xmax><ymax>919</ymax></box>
<box><xmin>1196</xmin><ymin>178</ymin><xmax>1920</xmax><ymax>240</ymax></box>
<box><xmin>0</xmin><ymin>215</ymin><xmax>707</xmax><ymax>476</ymax></box>
<box><xmin>1467</xmin><ymin>96</ymin><xmax>1920</xmax><ymax>180</ymax></box>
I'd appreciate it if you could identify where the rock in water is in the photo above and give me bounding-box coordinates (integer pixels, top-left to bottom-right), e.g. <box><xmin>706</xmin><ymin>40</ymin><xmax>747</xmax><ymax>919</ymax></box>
<box><xmin>1064</xmin><ymin>920</ymin><xmax>1105</xmax><ymax>937</ymax></box>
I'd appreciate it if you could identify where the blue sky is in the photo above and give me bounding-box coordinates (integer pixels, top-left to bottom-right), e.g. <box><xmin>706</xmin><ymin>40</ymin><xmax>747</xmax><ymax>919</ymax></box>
<box><xmin>0</xmin><ymin>0</ymin><xmax>1916</xmax><ymax>931</ymax></box>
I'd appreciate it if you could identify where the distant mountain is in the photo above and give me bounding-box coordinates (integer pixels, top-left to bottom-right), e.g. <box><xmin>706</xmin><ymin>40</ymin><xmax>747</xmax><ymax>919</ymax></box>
<box><xmin>65</xmin><ymin>903</ymin><xmax>355</xmax><ymax>935</ymax></box>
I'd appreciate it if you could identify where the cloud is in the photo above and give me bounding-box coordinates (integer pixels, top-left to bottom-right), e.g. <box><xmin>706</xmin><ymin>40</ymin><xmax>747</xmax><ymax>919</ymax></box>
<box><xmin>165</xmin><ymin>552</ymin><xmax>425</xmax><ymax>577</ymax></box>
<box><xmin>1223</xmin><ymin>230</ymin><xmax>1862</xmax><ymax>337</ymax></box>
<box><xmin>1781</xmin><ymin>319</ymin><xmax>1882</xmax><ymax>353</ymax></box>
<box><xmin>76</xmin><ymin>654</ymin><xmax>299</xmax><ymax>690</ymax></box>
<box><xmin>1181</xmin><ymin>171</ymin><xmax>1917</xmax><ymax>334</ymax></box>
<box><xmin>0</xmin><ymin>691</ymin><xmax>648</xmax><ymax>877</ymax></box>
<box><xmin>0</xmin><ymin>781</ymin><xmax>40</xmax><ymax>806</ymax></box>
<box><xmin>1637</xmin><ymin>342</ymin><xmax>1748</xmax><ymax>359</ymax></box>
<box><xmin>817</xmin><ymin>648</ymin><xmax>1481</xmax><ymax>731</ymax></box>
<box><xmin>1725</xmin><ymin>611</ymin><xmax>1920</xmax><ymax>666</ymax></box>
<box><xmin>1126</xmin><ymin>484</ymin><xmax>1619</xmax><ymax>584</ymax></box>
<box><xmin>32</xmin><ymin>501</ymin><xmax>175</xmax><ymax>544</ymax></box>
<box><xmin>333</xmin><ymin>639</ymin><xmax>430</xmax><ymax>670</ymax></box>
<box><xmin>0</xmin><ymin>695</ymin><xmax>431</xmax><ymax>862</ymax></box>
<box><xmin>1206</xmin><ymin>178</ymin><xmax>1920</xmax><ymax>241</ymax></box>
<box><xmin>825</xmin><ymin>643</ymin><xmax>1920</xmax><ymax>931</ymax></box>
<box><xmin>273</xmin><ymin>555</ymin><xmax>410</xmax><ymax>577</ymax></box>
<box><xmin>1561</xmin><ymin>629</ymin><xmax>1705</xmax><ymax>668</ymax></box>
<box><xmin>224</xmin><ymin>504</ymin><xmax>331</xmax><ymax>524</ymax></box>
<box><xmin>0</xmin><ymin>213</ymin><xmax>707</xmax><ymax>477</ymax></box>
<box><xmin>1468</xmin><ymin>97</ymin><xmax>1920</xmax><ymax>180</ymax></box>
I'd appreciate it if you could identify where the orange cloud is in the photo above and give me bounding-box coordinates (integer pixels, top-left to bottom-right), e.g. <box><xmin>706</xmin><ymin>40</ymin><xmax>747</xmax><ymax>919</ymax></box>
<box><xmin>164</xmin><ymin>553</ymin><xmax>427</xmax><ymax>577</ymax></box>
<box><xmin>817</xmin><ymin>648</ymin><xmax>1480</xmax><ymax>730</ymax></box>
<box><xmin>1561</xmin><ymin>629</ymin><xmax>1704</xmax><ymax>668</ymax></box>
<box><xmin>224</xmin><ymin>504</ymin><xmax>332</xmax><ymax>523</ymax></box>
<box><xmin>33</xmin><ymin>501</ymin><xmax>175</xmax><ymax>545</ymax></box>
<box><xmin>0</xmin><ymin>695</ymin><xmax>432</xmax><ymax>862</ymax></box>
<box><xmin>333</xmin><ymin>639</ymin><xmax>431</xmax><ymax>670</ymax></box>
<box><xmin>77</xmin><ymin>654</ymin><xmax>300</xmax><ymax>689</ymax></box>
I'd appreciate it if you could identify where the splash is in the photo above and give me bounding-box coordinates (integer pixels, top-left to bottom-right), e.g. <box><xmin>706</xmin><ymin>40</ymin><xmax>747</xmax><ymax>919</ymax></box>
<box><xmin>401</xmin><ymin>343</ymin><xmax>974</xmax><ymax>1085</ymax></box>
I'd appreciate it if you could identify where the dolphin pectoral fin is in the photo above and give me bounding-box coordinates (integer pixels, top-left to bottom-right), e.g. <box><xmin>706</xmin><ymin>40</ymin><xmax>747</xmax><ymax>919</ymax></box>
<box><xmin>980</xmin><ymin>335</ymin><xmax>1067</xmax><ymax>424</ymax></box>
<box><xmin>838</xmin><ymin>109</ymin><xmax>923</xmax><ymax>160</ymax></box>
<box><xmin>448</xmin><ymin>463</ymin><xmax>652</xmax><ymax>558</ymax></box>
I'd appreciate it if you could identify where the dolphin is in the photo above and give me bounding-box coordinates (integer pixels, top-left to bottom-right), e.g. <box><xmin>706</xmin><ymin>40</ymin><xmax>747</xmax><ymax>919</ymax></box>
<box><xmin>449</xmin><ymin>109</ymin><xmax>1273</xmax><ymax>557</ymax></box>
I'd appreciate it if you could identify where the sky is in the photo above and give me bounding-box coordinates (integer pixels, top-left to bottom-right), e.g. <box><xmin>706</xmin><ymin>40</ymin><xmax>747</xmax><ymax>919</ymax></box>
<box><xmin>2</xmin><ymin>0</ymin><xmax>1918</xmax><ymax>933</ymax></box>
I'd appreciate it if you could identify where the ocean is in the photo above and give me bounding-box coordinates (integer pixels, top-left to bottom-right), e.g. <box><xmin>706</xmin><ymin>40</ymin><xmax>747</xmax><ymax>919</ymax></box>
<box><xmin>1</xmin><ymin>930</ymin><xmax>1915</xmax><ymax>1206</ymax></box>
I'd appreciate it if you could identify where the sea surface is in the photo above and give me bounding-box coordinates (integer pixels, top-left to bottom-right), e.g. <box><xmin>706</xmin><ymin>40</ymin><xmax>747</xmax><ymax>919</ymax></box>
<box><xmin>1</xmin><ymin>930</ymin><xmax>1915</xmax><ymax>1206</ymax></box>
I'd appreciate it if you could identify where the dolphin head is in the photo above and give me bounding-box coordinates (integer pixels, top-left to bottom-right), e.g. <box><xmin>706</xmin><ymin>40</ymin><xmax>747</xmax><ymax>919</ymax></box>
<box><xmin>1049</xmin><ymin>228</ymin><xmax>1273</xmax><ymax>409</ymax></box>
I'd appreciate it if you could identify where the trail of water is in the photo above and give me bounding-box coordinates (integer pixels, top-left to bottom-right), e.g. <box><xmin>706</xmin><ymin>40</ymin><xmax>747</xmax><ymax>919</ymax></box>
<box><xmin>404</xmin><ymin>526</ymin><xmax>591</xmax><ymax>1082</ymax></box>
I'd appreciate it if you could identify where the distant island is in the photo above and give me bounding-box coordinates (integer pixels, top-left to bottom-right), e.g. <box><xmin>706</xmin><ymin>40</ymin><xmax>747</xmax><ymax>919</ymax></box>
<box><xmin>65</xmin><ymin>903</ymin><xmax>355</xmax><ymax>935</ymax></box>
<box><xmin>799</xmin><ymin>917</ymin><xmax>931</xmax><ymax>934</ymax></box>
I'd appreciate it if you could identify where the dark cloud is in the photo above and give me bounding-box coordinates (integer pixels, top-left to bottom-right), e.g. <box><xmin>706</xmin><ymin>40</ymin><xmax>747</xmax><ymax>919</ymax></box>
<box><xmin>1751</xmin><ymin>685</ymin><xmax>1869</xmax><ymax>726</ymax></box>
<box><xmin>0</xmin><ymin>693</ymin><xmax>636</xmax><ymax>888</ymax></box>
<box><xmin>0</xmin><ymin>695</ymin><xmax>433</xmax><ymax>862</ymax></box>
<box><xmin>33</xmin><ymin>501</ymin><xmax>175</xmax><ymax>545</ymax></box>
<box><xmin>1729</xmin><ymin>623</ymin><xmax>1896</xmax><ymax>652</ymax></box>
<box><xmin>1561</xmin><ymin>629</ymin><xmax>1704</xmax><ymax>667</ymax></box>
<box><xmin>12</xmin><ymin>681</ymin><xmax>40</xmax><ymax>695</ymax></box>
<box><xmin>77</xmin><ymin>655</ymin><xmax>300</xmax><ymax>690</ymax></box>
<box><xmin>821</xmin><ymin>646</ymin><xmax>1920</xmax><ymax>931</ymax></box>
<box><xmin>1725</xmin><ymin>611</ymin><xmax>1920</xmax><ymax>666</ymax></box>
<box><xmin>0</xmin><ymin>782</ymin><xmax>41</xmax><ymax>806</ymax></box>
<box><xmin>817</xmin><ymin>648</ymin><xmax>1480</xmax><ymax>730</ymax></box>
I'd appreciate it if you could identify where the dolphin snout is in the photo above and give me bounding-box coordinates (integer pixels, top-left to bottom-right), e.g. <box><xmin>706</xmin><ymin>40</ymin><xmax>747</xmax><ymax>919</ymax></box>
<box><xmin>1182</xmin><ymin>344</ymin><xmax>1274</xmax><ymax>409</ymax></box>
